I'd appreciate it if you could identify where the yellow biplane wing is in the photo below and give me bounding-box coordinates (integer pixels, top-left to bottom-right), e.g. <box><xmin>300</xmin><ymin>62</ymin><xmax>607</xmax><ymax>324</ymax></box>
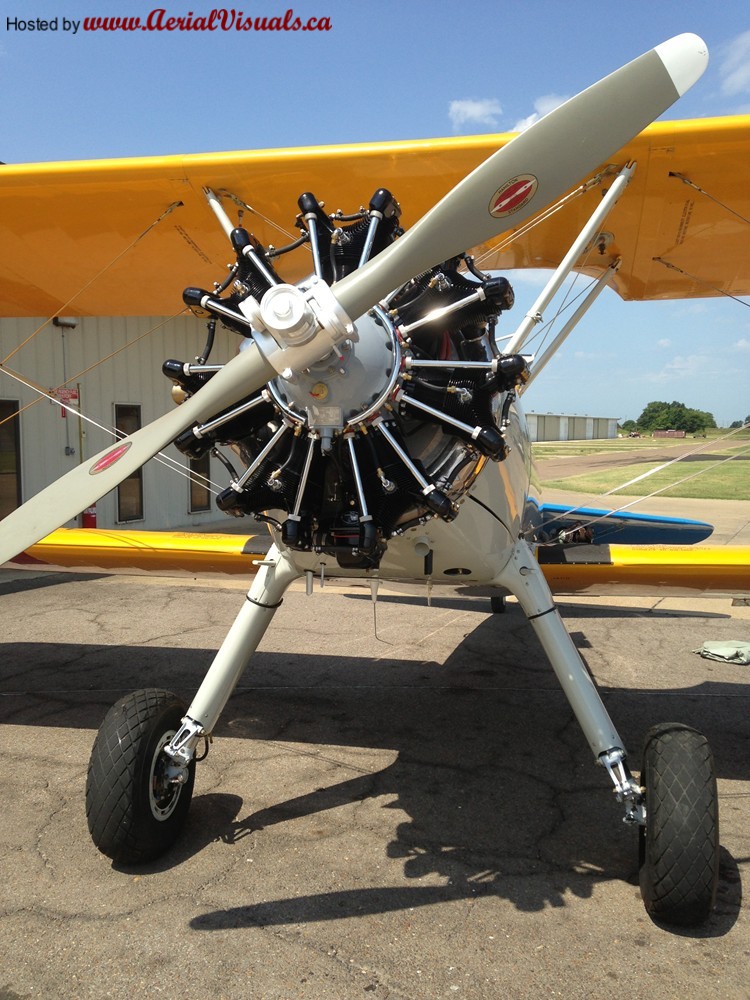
<box><xmin>1</xmin><ymin>116</ymin><xmax>749</xmax><ymax>318</ymax></box>
<box><xmin>2</xmin><ymin>117</ymin><xmax>749</xmax><ymax>596</ymax></box>
<box><xmin>14</xmin><ymin>529</ymin><xmax>750</xmax><ymax>598</ymax></box>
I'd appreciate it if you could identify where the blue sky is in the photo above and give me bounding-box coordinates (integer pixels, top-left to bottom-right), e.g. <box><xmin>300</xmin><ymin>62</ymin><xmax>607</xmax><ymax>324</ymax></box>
<box><xmin>2</xmin><ymin>0</ymin><xmax>749</xmax><ymax>424</ymax></box>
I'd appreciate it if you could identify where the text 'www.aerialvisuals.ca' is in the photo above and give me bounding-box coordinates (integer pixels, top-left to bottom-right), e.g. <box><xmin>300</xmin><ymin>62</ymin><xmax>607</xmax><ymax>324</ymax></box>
<box><xmin>6</xmin><ymin>10</ymin><xmax>333</xmax><ymax>34</ymax></box>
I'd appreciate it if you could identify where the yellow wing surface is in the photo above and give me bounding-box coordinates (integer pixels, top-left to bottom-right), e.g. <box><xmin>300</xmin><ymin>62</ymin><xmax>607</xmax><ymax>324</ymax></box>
<box><xmin>1</xmin><ymin>116</ymin><xmax>748</xmax><ymax>318</ymax></box>
<box><xmin>16</xmin><ymin>529</ymin><xmax>750</xmax><ymax>598</ymax></box>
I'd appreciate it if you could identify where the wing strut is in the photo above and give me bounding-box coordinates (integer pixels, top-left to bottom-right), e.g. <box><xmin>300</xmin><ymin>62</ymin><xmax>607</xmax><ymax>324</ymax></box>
<box><xmin>505</xmin><ymin>163</ymin><xmax>636</xmax><ymax>356</ymax></box>
<box><xmin>523</xmin><ymin>260</ymin><xmax>620</xmax><ymax>389</ymax></box>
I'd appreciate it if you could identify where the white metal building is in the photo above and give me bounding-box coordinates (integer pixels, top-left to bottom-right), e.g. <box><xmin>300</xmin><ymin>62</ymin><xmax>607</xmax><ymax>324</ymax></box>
<box><xmin>526</xmin><ymin>411</ymin><xmax>619</xmax><ymax>442</ymax></box>
<box><xmin>0</xmin><ymin>314</ymin><xmax>241</xmax><ymax>531</ymax></box>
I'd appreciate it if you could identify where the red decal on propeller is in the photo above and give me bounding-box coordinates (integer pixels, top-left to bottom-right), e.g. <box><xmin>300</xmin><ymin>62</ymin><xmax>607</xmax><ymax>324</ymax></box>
<box><xmin>89</xmin><ymin>442</ymin><xmax>132</xmax><ymax>475</ymax></box>
<box><xmin>488</xmin><ymin>174</ymin><xmax>538</xmax><ymax>218</ymax></box>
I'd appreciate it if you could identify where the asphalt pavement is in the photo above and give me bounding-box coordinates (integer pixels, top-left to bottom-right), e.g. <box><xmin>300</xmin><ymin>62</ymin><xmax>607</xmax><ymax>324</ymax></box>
<box><xmin>1</xmin><ymin>521</ymin><xmax>749</xmax><ymax>998</ymax></box>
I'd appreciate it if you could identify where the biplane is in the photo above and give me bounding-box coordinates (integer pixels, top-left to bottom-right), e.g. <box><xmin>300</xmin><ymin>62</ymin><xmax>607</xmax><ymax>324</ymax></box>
<box><xmin>1</xmin><ymin>33</ymin><xmax>748</xmax><ymax>926</ymax></box>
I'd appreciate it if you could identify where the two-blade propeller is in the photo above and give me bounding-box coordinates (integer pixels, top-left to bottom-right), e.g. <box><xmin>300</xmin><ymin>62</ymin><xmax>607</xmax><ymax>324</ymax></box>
<box><xmin>0</xmin><ymin>34</ymin><xmax>708</xmax><ymax>563</ymax></box>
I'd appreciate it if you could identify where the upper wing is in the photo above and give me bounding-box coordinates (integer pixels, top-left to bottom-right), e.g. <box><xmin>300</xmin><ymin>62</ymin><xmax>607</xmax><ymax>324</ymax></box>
<box><xmin>1</xmin><ymin>115</ymin><xmax>748</xmax><ymax>318</ymax></box>
<box><xmin>496</xmin><ymin>115</ymin><xmax>750</xmax><ymax>302</ymax></box>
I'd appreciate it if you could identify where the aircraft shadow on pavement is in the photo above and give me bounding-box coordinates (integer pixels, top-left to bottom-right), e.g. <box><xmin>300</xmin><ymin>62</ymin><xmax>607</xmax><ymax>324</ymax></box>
<box><xmin>1</xmin><ymin>608</ymin><xmax>744</xmax><ymax>936</ymax></box>
<box><xmin>345</xmin><ymin>590</ymin><xmax>734</xmax><ymax>620</ymax></box>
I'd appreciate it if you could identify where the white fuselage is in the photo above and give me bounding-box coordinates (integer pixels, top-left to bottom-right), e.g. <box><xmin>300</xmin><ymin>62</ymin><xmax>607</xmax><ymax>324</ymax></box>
<box><xmin>271</xmin><ymin>401</ymin><xmax>533</xmax><ymax>586</ymax></box>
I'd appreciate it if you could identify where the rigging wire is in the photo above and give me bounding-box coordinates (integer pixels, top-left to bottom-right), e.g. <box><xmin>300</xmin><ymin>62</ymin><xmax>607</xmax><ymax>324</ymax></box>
<box><xmin>0</xmin><ymin>364</ymin><xmax>221</xmax><ymax>496</ymax></box>
<box><xmin>1</xmin><ymin>201</ymin><xmax>184</xmax><ymax>367</ymax></box>
<box><xmin>0</xmin><ymin>311</ymin><xmax>187</xmax><ymax>432</ymax></box>
<box><xmin>506</xmin><ymin>235</ymin><xmax>612</xmax><ymax>371</ymax></box>
<box><xmin>653</xmin><ymin>257</ymin><xmax>750</xmax><ymax>308</ymax></box>
<box><xmin>214</xmin><ymin>189</ymin><xmax>305</xmax><ymax>250</ymax></box>
<box><xmin>669</xmin><ymin>172</ymin><xmax>750</xmax><ymax>227</ymax></box>
<box><xmin>652</xmin><ymin>173</ymin><xmax>750</xmax><ymax>306</ymax></box>
<box><xmin>472</xmin><ymin>172</ymin><xmax>606</xmax><ymax>271</ymax></box>
<box><xmin>527</xmin><ymin>422</ymin><xmax>750</xmax><ymax>542</ymax></box>
<box><xmin>561</xmin><ymin>444</ymin><xmax>750</xmax><ymax>541</ymax></box>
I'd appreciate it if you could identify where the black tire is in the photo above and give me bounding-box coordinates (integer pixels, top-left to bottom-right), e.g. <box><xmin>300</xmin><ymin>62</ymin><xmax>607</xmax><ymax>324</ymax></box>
<box><xmin>86</xmin><ymin>688</ymin><xmax>196</xmax><ymax>864</ymax></box>
<box><xmin>490</xmin><ymin>595</ymin><xmax>506</xmax><ymax>614</ymax></box>
<box><xmin>638</xmin><ymin>722</ymin><xmax>719</xmax><ymax>926</ymax></box>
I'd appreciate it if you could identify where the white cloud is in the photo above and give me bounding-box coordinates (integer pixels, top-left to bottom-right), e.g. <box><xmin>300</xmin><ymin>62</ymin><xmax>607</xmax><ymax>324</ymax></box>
<box><xmin>734</xmin><ymin>337</ymin><xmax>750</xmax><ymax>351</ymax></box>
<box><xmin>720</xmin><ymin>30</ymin><xmax>750</xmax><ymax>96</ymax></box>
<box><xmin>644</xmin><ymin>353</ymin><xmax>719</xmax><ymax>383</ymax></box>
<box><xmin>448</xmin><ymin>92</ymin><xmax>569</xmax><ymax>135</ymax></box>
<box><xmin>657</xmin><ymin>338</ymin><xmax>672</xmax><ymax>348</ymax></box>
<box><xmin>511</xmin><ymin>94</ymin><xmax>569</xmax><ymax>133</ymax></box>
<box><xmin>448</xmin><ymin>98</ymin><xmax>502</xmax><ymax>132</ymax></box>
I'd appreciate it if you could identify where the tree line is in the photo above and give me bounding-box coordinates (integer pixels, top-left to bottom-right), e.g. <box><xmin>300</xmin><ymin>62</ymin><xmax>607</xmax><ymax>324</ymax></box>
<box><xmin>621</xmin><ymin>400</ymin><xmax>718</xmax><ymax>434</ymax></box>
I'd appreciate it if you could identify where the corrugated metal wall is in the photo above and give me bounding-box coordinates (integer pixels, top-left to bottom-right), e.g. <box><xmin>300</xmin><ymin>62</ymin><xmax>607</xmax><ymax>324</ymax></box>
<box><xmin>0</xmin><ymin>315</ymin><xmax>241</xmax><ymax>530</ymax></box>
<box><xmin>526</xmin><ymin>412</ymin><xmax>619</xmax><ymax>443</ymax></box>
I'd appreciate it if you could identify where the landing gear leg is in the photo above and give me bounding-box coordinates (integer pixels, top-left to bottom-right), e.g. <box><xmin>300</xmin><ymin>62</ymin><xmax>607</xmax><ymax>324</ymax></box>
<box><xmin>494</xmin><ymin>540</ymin><xmax>627</xmax><ymax>758</ymax></box>
<box><xmin>493</xmin><ymin>540</ymin><xmax>718</xmax><ymax>925</ymax></box>
<box><xmin>86</xmin><ymin>543</ymin><xmax>301</xmax><ymax>863</ymax></box>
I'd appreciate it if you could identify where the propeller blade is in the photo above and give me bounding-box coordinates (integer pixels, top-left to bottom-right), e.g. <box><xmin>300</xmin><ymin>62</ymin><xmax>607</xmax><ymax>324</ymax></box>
<box><xmin>333</xmin><ymin>33</ymin><xmax>708</xmax><ymax>320</ymax></box>
<box><xmin>0</xmin><ymin>343</ymin><xmax>274</xmax><ymax>563</ymax></box>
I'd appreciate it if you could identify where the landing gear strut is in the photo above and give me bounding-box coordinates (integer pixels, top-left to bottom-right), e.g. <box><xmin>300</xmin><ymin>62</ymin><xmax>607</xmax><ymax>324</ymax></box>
<box><xmin>86</xmin><ymin>543</ymin><xmax>719</xmax><ymax>927</ymax></box>
<box><xmin>494</xmin><ymin>540</ymin><xmax>719</xmax><ymax>926</ymax></box>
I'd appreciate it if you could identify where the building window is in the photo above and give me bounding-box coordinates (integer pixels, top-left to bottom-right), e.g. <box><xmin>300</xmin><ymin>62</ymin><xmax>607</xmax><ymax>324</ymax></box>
<box><xmin>189</xmin><ymin>453</ymin><xmax>212</xmax><ymax>513</ymax></box>
<box><xmin>114</xmin><ymin>404</ymin><xmax>143</xmax><ymax>522</ymax></box>
<box><xmin>0</xmin><ymin>400</ymin><xmax>21</xmax><ymax>519</ymax></box>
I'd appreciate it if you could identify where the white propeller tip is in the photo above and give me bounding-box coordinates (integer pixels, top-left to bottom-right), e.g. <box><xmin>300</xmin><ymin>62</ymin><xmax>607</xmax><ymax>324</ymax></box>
<box><xmin>655</xmin><ymin>33</ymin><xmax>709</xmax><ymax>97</ymax></box>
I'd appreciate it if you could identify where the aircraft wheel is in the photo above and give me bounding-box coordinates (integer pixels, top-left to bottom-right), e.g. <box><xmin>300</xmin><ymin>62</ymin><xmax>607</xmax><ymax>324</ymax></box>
<box><xmin>86</xmin><ymin>688</ymin><xmax>196</xmax><ymax>864</ymax></box>
<box><xmin>638</xmin><ymin>723</ymin><xmax>719</xmax><ymax>926</ymax></box>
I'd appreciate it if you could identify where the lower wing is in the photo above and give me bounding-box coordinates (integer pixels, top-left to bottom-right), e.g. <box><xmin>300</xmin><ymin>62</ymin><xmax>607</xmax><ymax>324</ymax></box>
<box><xmin>11</xmin><ymin>528</ymin><xmax>749</xmax><ymax>599</ymax></box>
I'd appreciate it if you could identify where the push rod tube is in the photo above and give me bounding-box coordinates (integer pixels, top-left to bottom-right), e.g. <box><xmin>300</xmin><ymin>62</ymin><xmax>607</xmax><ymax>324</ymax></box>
<box><xmin>204</xmin><ymin>186</ymin><xmax>237</xmax><ymax>239</ymax></box>
<box><xmin>204</xmin><ymin>188</ymin><xmax>279</xmax><ymax>286</ymax></box>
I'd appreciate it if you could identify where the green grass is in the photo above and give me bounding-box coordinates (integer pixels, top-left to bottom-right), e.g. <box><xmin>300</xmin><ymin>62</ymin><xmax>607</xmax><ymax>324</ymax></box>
<box><xmin>533</xmin><ymin>428</ymin><xmax>750</xmax><ymax>462</ymax></box>
<box><xmin>533</xmin><ymin>438</ymin><xmax>664</xmax><ymax>459</ymax></box>
<box><xmin>538</xmin><ymin>443</ymin><xmax>750</xmax><ymax>500</ymax></box>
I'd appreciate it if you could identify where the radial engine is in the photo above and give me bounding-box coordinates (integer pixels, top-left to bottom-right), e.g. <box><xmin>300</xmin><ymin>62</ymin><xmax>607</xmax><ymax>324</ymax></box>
<box><xmin>166</xmin><ymin>187</ymin><xmax>528</xmax><ymax>569</ymax></box>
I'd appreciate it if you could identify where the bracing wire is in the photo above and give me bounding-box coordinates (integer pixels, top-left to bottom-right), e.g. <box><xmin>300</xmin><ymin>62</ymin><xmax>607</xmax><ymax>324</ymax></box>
<box><xmin>527</xmin><ymin>422</ymin><xmax>750</xmax><ymax>542</ymax></box>
<box><xmin>0</xmin><ymin>311</ymin><xmax>187</xmax><ymax>432</ymax></box>
<box><xmin>472</xmin><ymin>172</ymin><xmax>608</xmax><ymax>271</ymax></box>
<box><xmin>1</xmin><ymin>201</ymin><xmax>183</xmax><ymax>367</ymax></box>
<box><xmin>215</xmin><ymin>189</ymin><xmax>305</xmax><ymax>250</ymax></box>
<box><xmin>0</xmin><ymin>364</ymin><xmax>222</xmax><ymax>496</ymax></box>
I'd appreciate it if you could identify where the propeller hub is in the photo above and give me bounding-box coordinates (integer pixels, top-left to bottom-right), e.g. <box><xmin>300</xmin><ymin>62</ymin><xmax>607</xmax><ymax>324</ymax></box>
<box><xmin>260</xmin><ymin>284</ymin><xmax>317</xmax><ymax>346</ymax></box>
<box><xmin>267</xmin><ymin>305</ymin><xmax>401</xmax><ymax>433</ymax></box>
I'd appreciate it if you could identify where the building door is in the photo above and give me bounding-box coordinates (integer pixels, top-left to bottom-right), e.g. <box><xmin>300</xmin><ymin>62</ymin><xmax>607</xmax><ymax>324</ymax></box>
<box><xmin>114</xmin><ymin>404</ymin><xmax>144</xmax><ymax>522</ymax></box>
<box><xmin>0</xmin><ymin>400</ymin><xmax>21</xmax><ymax>518</ymax></box>
<box><xmin>189</xmin><ymin>453</ymin><xmax>212</xmax><ymax>513</ymax></box>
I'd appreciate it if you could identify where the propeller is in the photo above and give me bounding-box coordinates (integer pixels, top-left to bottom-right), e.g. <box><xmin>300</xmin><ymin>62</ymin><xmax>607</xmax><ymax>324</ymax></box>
<box><xmin>0</xmin><ymin>34</ymin><xmax>707</xmax><ymax>565</ymax></box>
<box><xmin>332</xmin><ymin>33</ymin><xmax>708</xmax><ymax>320</ymax></box>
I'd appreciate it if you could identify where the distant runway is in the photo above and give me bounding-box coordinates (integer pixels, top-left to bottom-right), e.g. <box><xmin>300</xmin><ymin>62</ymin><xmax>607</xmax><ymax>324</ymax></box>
<box><xmin>534</xmin><ymin>437</ymin><xmax>744</xmax><ymax>481</ymax></box>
